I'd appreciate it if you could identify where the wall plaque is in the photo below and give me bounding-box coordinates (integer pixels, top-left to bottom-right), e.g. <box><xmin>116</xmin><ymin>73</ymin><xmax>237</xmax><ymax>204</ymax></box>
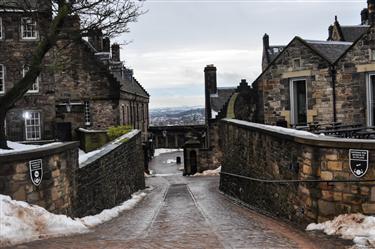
<box><xmin>349</xmin><ymin>149</ymin><xmax>369</xmax><ymax>178</ymax></box>
<box><xmin>29</xmin><ymin>159</ymin><xmax>43</xmax><ymax>186</ymax></box>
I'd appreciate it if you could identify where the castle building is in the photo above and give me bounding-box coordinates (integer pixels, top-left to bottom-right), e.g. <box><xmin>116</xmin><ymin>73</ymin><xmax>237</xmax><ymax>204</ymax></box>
<box><xmin>0</xmin><ymin>0</ymin><xmax>149</xmax><ymax>143</ymax></box>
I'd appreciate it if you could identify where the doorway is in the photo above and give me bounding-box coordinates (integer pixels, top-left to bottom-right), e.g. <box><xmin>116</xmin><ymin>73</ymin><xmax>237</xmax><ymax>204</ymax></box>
<box><xmin>290</xmin><ymin>79</ymin><xmax>307</xmax><ymax>126</ymax></box>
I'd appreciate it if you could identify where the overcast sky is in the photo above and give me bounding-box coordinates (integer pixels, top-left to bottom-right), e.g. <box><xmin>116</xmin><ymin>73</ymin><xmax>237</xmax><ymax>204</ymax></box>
<box><xmin>117</xmin><ymin>0</ymin><xmax>365</xmax><ymax>109</ymax></box>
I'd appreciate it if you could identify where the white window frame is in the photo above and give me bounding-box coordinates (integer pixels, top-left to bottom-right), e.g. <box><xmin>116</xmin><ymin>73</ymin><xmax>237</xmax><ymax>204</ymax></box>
<box><xmin>21</xmin><ymin>17</ymin><xmax>38</xmax><ymax>40</ymax></box>
<box><xmin>0</xmin><ymin>64</ymin><xmax>4</xmax><ymax>94</ymax></box>
<box><xmin>24</xmin><ymin>111</ymin><xmax>41</xmax><ymax>141</ymax></box>
<box><xmin>366</xmin><ymin>73</ymin><xmax>375</xmax><ymax>126</ymax></box>
<box><xmin>289</xmin><ymin>78</ymin><xmax>308</xmax><ymax>126</ymax></box>
<box><xmin>23</xmin><ymin>65</ymin><xmax>39</xmax><ymax>93</ymax></box>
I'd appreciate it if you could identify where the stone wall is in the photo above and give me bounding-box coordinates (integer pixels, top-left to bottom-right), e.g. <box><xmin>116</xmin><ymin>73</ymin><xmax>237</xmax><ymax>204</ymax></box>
<box><xmin>220</xmin><ymin>119</ymin><xmax>375</xmax><ymax>224</ymax></box>
<box><xmin>74</xmin><ymin>130</ymin><xmax>145</xmax><ymax>217</ymax></box>
<box><xmin>0</xmin><ymin>142</ymin><xmax>79</xmax><ymax>215</ymax></box>
<box><xmin>0</xmin><ymin>130</ymin><xmax>145</xmax><ymax>217</ymax></box>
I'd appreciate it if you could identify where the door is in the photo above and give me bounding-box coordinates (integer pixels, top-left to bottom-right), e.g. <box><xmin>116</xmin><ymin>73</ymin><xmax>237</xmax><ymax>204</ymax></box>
<box><xmin>290</xmin><ymin>79</ymin><xmax>307</xmax><ymax>126</ymax></box>
<box><xmin>190</xmin><ymin>150</ymin><xmax>197</xmax><ymax>175</ymax></box>
<box><xmin>367</xmin><ymin>74</ymin><xmax>375</xmax><ymax>126</ymax></box>
<box><xmin>55</xmin><ymin>122</ymin><xmax>72</xmax><ymax>141</ymax></box>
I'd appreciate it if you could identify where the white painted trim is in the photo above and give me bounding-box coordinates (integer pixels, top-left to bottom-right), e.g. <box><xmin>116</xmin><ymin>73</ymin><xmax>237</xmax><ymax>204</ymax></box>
<box><xmin>20</xmin><ymin>17</ymin><xmax>38</xmax><ymax>40</ymax></box>
<box><xmin>24</xmin><ymin>111</ymin><xmax>41</xmax><ymax>141</ymax></box>
<box><xmin>0</xmin><ymin>18</ymin><xmax>3</xmax><ymax>39</ymax></box>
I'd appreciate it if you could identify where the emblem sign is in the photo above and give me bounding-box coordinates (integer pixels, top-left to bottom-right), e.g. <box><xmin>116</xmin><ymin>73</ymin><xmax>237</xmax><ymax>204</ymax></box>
<box><xmin>349</xmin><ymin>149</ymin><xmax>369</xmax><ymax>178</ymax></box>
<box><xmin>29</xmin><ymin>159</ymin><xmax>43</xmax><ymax>186</ymax></box>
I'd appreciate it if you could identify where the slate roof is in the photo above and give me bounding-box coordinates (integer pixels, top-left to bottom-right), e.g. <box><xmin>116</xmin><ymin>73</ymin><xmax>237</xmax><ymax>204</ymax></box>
<box><xmin>210</xmin><ymin>87</ymin><xmax>236</xmax><ymax>113</ymax></box>
<box><xmin>340</xmin><ymin>25</ymin><xmax>369</xmax><ymax>42</ymax></box>
<box><xmin>121</xmin><ymin>69</ymin><xmax>149</xmax><ymax>98</ymax></box>
<box><xmin>304</xmin><ymin>40</ymin><xmax>352</xmax><ymax>64</ymax></box>
<box><xmin>0</xmin><ymin>0</ymin><xmax>49</xmax><ymax>11</ymax></box>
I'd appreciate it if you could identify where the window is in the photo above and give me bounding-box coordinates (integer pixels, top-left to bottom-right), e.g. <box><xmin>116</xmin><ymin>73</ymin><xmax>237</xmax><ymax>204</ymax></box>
<box><xmin>0</xmin><ymin>18</ymin><xmax>3</xmax><ymax>39</ymax></box>
<box><xmin>84</xmin><ymin>101</ymin><xmax>91</xmax><ymax>126</ymax></box>
<box><xmin>290</xmin><ymin>79</ymin><xmax>307</xmax><ymax>126</ymax></box>
<box><xmin>370</xmin><ymin>50</ymin><xmax>375</xmax><ymax>61</ymax></box>
<box><xmin>293</xmin><ymin>58</ymin><xmax>301</xmax><ymax>69</ymax></box>
<box><xmin>0</xmin><ymin>64</ymin><xmax>4</xmax><ymax>93</ymax></box>
<box><xmin>24</xmin><ymin>111</ymin><xmax>41</xmax><ymax>141</ymax></box>
<box><xmin>23</xmin><ymin>65</ymin><xmax>39</xmax><ymax>93</ymax></box>
<box><xmin>21</xmin><ymin>18</ymin><xmax>38</xmax><ymax>40</ymax></box>
<box><xmin>366</xmin><ymin>73</ymin><xmax>375</xmax><ymax>126</ymax></box>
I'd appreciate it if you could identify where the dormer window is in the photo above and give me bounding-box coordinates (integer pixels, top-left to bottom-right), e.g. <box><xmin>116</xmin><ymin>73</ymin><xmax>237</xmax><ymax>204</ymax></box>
<box><xmin>21</xmin><ymin>18</ymin><xmax>38</xmax><ymax>40</ymax></box>
<box><xmin>293</xmin><ymin>58</ymin><xmax>301</xmax><ymax>69</ymax></box>
<box><xmin>23</xmin><ymin>65</ymin><xmax>39</xmax><ymax>93</ymax></box>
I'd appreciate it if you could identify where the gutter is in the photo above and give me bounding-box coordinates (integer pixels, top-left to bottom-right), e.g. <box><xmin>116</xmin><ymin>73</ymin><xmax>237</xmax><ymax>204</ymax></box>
<box><xmin>330</xmin><ymin>65</ymin><xmax>337</xmax><ymax>123</ymax></box>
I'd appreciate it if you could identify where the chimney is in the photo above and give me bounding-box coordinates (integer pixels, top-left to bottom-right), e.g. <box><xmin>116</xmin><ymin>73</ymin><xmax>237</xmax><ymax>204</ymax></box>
<box><xmin>103</xmin><ymin>37</ymin><xmax>110</xmax><ymax>53</ymax></box>
<box><xmin>263</xmin><ymin>33</ymin><xmax>270</xmax><ymax>49</ymax></box>
<box><xmin>111</xmin><ymin>43</ymin><xmax>120</xmax><ymax>62</ymax></box>
<box><xmin>368</xmin><ymin>0</ymin><xmax>375</xmax><ymax>25</ymax></box>
<box><xmin>361</xmin><ymin>8</ymin><xmax>369</xmax><ymax>24</ymax></box>
<box><xmin>328</xmin><ymin>25</ymin><xmax>334</xmax><ymax>40</ymax></box>
<box><xmin>204</xmin><ymin>64</ymin><xmax>217</xmax><ymax>95</ymax></box>
<box><xmin>88</xmin><ymin>29</ymin><xmax>103</xmax><ymax>52</ymax></box>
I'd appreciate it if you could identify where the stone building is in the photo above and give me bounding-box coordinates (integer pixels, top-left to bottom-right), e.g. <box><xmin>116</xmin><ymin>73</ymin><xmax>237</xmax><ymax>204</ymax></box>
<box><xmin>250</xmin><ymin>0</ymin><xmax>375</xmax><ymax>128</ymax></box>
<box><xmin>0</xmin><ymin>1</ymin><xmax>149</xmax><ymax>143</ymax></box>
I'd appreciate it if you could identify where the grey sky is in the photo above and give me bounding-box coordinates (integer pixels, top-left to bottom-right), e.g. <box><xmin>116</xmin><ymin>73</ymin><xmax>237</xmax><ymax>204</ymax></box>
<box><xmin>118</xmin><ymin>0</ymin><xmax>365</xmax><ymax>108</ymax></box>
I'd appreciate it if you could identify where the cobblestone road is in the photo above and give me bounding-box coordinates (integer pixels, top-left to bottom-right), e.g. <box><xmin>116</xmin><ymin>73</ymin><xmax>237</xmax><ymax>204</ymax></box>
<box><xmin>8</xmin><ymin>151</ymin><xmax>352</xmax><ymax>249</ymax></box>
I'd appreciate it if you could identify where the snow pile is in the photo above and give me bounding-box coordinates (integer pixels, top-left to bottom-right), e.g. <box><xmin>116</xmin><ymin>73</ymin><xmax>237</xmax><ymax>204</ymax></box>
<box><xmin>154</xmin><ymin>148</ymin><xmax>182</xmax><ymax>157</ymax></box>
<box><xmin>80</xmin><ymin>192</ymin><xmax>146</xmax><ymax>227</ymax></box>
<box><xmin>194</xmin><ymin>166</ymin><xmax>221</xmax><ymax>176</ymax></box>
<box><xmin>166</xmin><ymin>159</ymin><xmax>176</xmax><ymax>164</ymax></box>
<box><xmin>0</xmin><ymin>191</ymin><xmax>146</xmax><ymax>247</ymax></box>
<box><xmin>0</xmin><ymin>141</ymin><xmax>61</xmax><ymax>155</ymax></box>
<box><xmin>306</xmin><ymin>213</ymin><xmax>375</xmax><ymax>247</ymax></box>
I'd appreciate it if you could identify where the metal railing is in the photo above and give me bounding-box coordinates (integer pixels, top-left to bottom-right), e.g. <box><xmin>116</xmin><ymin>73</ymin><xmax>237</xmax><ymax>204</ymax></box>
<box><xmin>220</xmin><ymin>171</ymin><xmax>375</xmax><ymax>184</ymax></box>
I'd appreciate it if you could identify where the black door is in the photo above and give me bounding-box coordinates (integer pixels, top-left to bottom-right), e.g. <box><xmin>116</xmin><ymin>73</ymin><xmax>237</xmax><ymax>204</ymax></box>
<box><xmin>55</xmin><ymin>122</ymin><xmax>72</xmax><ymax>141</ymax></box>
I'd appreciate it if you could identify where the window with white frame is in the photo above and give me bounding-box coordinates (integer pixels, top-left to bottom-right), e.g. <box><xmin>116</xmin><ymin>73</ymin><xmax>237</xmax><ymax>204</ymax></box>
<box><xmin>366</xmin><ymin>73</ymin><xmax>375</xmax><ymax>126</ymax></box>
<box><xmin>84</xmin><ymin>101</ymin><xmax>91</xmax><ymax>126</ymax></box>
<box><xmin>24</xmin><ymin>111</ymin><xmax>41</xmax><ymax>140</ymax></box>
<box><xmin>290</xmin><ymin>79</ymin><xmax>307</xmax><ymax>126</ymax></box>
<box><xmin>23</xmin><ymin>65</ymin><xmax>39</xmax><ymax>93</ymax></box>
<box><xmin>0</xmin><ymin>64</ymin><xmax>4</xmax><ymax>93</ymax></box>
<box><xmin>21</xmin><ymin>18</ymin><xmax>38</xmax><ymax>40</ymax></box>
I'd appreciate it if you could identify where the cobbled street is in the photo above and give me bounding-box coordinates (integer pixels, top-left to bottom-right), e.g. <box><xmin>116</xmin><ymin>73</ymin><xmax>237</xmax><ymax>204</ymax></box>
<box><xmin>8</xmin><ymin>151</ymin><xmax>352</xmax><ymax>249</ymax></box>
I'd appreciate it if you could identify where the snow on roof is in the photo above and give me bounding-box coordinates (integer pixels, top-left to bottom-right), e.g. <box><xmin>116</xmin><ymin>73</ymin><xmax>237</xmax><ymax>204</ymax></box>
<box><xmin>304</xmin><ymin>40</ymin><xmax>353</xmax><ymax>45</ymax></box>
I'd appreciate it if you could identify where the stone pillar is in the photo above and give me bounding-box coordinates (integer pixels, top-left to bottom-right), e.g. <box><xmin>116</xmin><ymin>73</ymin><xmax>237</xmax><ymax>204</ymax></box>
<box><xmin>111</xmin><ymin>43</ymin><xmax>120</xmax><ymax>62</ymax></box>
<box><xmin>368</xmin><ymin>0</ymin><xmax>375</xmax><ymax>25</ymax></box>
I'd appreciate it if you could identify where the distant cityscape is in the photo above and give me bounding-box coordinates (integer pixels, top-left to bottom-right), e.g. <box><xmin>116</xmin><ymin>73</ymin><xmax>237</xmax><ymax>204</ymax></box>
<box><xmin>150</xmin><ymin>106</ymin><xmax>205</xmax><ymax>126</ymax></box>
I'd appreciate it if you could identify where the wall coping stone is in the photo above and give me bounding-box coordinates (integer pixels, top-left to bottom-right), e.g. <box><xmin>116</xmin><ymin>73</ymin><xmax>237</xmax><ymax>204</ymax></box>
<box><xmin>0</xmin><ymin>142</ymin><xmax>79</xmax><ymax>163</ymax></box>
<box><xmin>79</xmin><ymin>129</ymin><xmax>140</xmax><ymax>168</ymax></box>
<box><xmin>222</xmin><ymin>119</ymin><xmax>375</xmax><ymax>149</ymax></box>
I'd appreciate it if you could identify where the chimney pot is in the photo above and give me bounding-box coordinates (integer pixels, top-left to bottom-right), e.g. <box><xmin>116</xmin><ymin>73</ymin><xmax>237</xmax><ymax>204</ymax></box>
<box><xmin>263</xmin><ymin>33</ymin><xmax>270</xmax><ymax>49</ymax></box>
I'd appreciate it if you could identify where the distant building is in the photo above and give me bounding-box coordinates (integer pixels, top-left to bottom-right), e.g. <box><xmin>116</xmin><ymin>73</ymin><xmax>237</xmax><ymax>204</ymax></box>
<box><xmin>0</xmin><ymin>1</ymin><xmax>149</xmax><ymax>142</ymax></box>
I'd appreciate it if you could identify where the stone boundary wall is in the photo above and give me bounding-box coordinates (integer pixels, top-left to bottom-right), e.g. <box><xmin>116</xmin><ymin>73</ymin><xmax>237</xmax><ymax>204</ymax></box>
<box><xmin>0</xmin><ymin>142</ymin><xmax>79</xmax><ymax>215</ymax></box>
<box><xmin>219</xmin><ymin>119</ymin><xmax>375</xmax><ymax>224</ymax></box>
<box><xmin>0</xmin><ymin>130</ymin><xmax>145</xmax><ymax>217</ymax></box>
<box><xmin>74</xmin><ymin>130</ymin><xmax>145</xmax><ymax>217</ymax></box>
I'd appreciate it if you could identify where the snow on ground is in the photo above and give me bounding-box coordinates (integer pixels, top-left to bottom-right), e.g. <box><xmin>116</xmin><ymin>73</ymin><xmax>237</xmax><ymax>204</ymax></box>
<box><xmin>0</xmin><ymin>141</ymin><xmax>62</xmax><ymax>155</ymax></box>
<box><xmin>0</xmin><ymin>191</ymin><xmax>146</xmax><ymax>247</ymax></box>
<box><xmin>166</xmin><ymin>159</ymin><xmax>176</xmax><ymax>164</ymax></box>
<box><xmin>154</xmin><ymin>148</ymin><xmax>183</xmax><ymax>157</ymax></box>
<box><xmin>306</xmin><ymin>213</ymin><xmax>375</xmax><ymax>247</ymax></box>
<box><xmin>194</xmin><ymin>166</ymin><xmax>221</xmax><ymax>176</ymax></box>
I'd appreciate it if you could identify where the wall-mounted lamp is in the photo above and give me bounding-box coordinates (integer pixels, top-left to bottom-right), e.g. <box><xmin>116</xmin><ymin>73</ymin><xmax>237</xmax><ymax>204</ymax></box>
<box><xmin>66</xmin><ymin>99</ymin><xmax>72</xmax><ymax>113</ymax></box>
<box><xmin>22</xmin><ymin>111</ymin><xmax>31</xmax><ymax>119</ymax></box>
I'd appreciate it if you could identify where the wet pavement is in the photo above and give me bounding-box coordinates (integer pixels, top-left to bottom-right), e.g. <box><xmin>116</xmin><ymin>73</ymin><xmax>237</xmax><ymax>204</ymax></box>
<box><xmin>8</xmin><ymin>151</ymin><xmax>352</xmax><ymax>249</ymax></box>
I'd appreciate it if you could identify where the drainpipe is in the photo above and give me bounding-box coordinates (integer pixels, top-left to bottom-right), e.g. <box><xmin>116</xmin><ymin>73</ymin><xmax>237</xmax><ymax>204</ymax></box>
<box><xmin>330</xmin><ymin>65</ymin><xmax>337</xmax><ymax>123</ymax></box>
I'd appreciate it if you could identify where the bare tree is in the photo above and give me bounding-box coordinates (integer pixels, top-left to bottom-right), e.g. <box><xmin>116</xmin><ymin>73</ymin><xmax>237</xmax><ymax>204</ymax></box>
<box><xmin>0</xmin><ymin>0</ymin><xmax>145</xmax><ymax>149</ymax></box>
